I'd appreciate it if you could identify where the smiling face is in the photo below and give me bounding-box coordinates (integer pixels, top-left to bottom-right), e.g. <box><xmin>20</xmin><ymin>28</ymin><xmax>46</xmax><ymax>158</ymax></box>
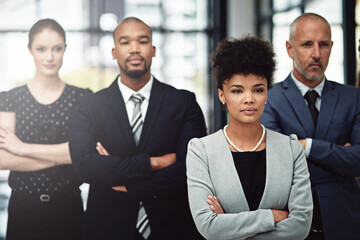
<box><xmin>112</xmin><ymin>20</ymin><xmax>155</xmax><ymax>81</ymax></box>
<box><xmin>286</xmin><ymin>16</ymin><xmax>333</xmax><ymax>87</ymax></box>
<box><xmin>29</xmin><ymin>28</ymin><xmax>66</xmax><ymax>78</ymax></box>
<box><xmin>218</xmin><ymin>74</ymin><xmax>268</xmax><ymax>125</ymax></box>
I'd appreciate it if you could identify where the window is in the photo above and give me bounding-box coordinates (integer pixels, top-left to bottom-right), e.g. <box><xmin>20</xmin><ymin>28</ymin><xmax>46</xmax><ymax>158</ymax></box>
<box><xmin>258</xmin><ymin>0</ymin><xmax>345</xmax><ymax>84</ymax></box>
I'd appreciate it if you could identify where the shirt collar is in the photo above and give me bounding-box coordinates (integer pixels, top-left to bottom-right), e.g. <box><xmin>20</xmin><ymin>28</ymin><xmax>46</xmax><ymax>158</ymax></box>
<box><xmin>290</xmin><ymin>71</ymin><xmax>325</xmax><ymax>97</ymax></box>
<box><xmin>117</xmin><ymin>75</ymin><xmax>153</xmax><ymax>103</ymax></box>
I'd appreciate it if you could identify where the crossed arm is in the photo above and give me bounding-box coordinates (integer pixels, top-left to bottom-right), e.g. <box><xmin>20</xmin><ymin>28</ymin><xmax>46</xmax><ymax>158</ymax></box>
<box><xmin>207</xmin><ymin>195</ymin><xmax>289</xmax><ymax>224</ymax></box>
<box><xmin>0</xmin><ymin>112</ymin><xmax>71</xmax><ymax>171</ymax></box>
<box><xmin>186</xmin><ymin>137</ymin><xmax>312</xmax><ymax>240</ymax></box>
<box><xmin>96</xmin><ymin>142</ymin><xmax>175</xmax><ymax>192</ymax></box>
<box><xmin>262</xmin><ymin>99</ymin><xmax>360</xmax><ymax>177</ymax></box>
<box><xmin>69</xmin><ymin>91</ymin><xmax>206</xmax><ymax>199</ymax></box>
<box><xmin>68</xmin><ymin>95</ymin><xmax>183</xmax><ymax>188</ymax></box>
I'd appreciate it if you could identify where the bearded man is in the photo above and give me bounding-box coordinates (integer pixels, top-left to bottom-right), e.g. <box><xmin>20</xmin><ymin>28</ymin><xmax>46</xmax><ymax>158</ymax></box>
<box><xmin>69</xmin><ymin>17</ymin><xmax>206</xmax><ymax>240</ymax></box>
<box><xmin>261</xmin><ymin>13</ymin><xmax>360</xmax><ymax>240</ymax></box>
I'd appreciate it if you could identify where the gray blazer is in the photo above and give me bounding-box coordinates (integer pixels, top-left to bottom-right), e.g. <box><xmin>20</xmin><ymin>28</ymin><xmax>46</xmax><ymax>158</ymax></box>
<box><xmin>186</xmin><ymin>129</ymin><xmax>313</xmax><ymax>240</ymax></box>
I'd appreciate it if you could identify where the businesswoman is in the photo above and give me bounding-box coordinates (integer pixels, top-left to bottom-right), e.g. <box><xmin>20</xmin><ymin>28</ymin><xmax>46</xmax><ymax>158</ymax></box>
<box><xmin>0</xmin><ymin>19</ymin><xmax>90</xmax><ymax>240</ymax></box>
<box><xmin>186</xmin><ymin>36</ymin><xmax>313</xmax><ymax>240</ymax></box>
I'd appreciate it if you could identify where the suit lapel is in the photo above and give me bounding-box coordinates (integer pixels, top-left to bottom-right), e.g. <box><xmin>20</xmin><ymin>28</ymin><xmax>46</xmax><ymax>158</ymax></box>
<box><xmin>282</xmin><ymin>76</ymin><xmax>316</xmax><ymax>137</ymax></box>
<box><xmin>259</xmin><ymin>129</ymin><xmax>280</xmax><ymax>208</ymax></box>
<box><xmin>106</xmin><ymin>77</ymin><xmax>136</xmax><ymax>146</ymax></box>
<box><xmin>137</xmin><ymin>79</ymin><xmax>165</xmax><ymax>150</ymax></box>
<box><xmin>316</xmin><ymin>80</ymin><xmax>338</xmax><ymax>139</ymax></box>
<box><xmin>212</xmin><ymin>130</ymin><xmax>250</xmax><ymax>212</ymax></box>
<box><xmin>259</xmin><ymin>131</ymin><xmax>271</xmax><ymax>209</ymax></box>
<box><xmin>259</xmin><ymin>130</ymin><xmax>291</xmax><ymax>209</ymax></box>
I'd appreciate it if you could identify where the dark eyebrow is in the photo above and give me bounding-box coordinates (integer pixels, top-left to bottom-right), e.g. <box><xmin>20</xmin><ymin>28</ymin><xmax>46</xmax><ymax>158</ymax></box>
<box><xmin>139</xmin><ymin>35</ymin><xmax>150</xmax><ymax>40</ymax></box>
<box><xmin>118</xmin><ymin>36</ymin><xmax>129</xmax><ymax>42</ymax></box>
<box><xmin>118</xmin><ymin>35</ymin><xmax>150</xmax><ymax>42</ymax></box>
<box><xmin>229</xmin><ymin>83</ymin><xmax>265</xmax><ymax>88</ymax></box>
<box><xmin>299</xmin><ymin>40</ymin><xmax>312</xmax><ymax>44</ymax></box>
<box><xmin>230</xmin><ymin>84</ymin><xmax>243</xmax><ymax>88</ymax></box>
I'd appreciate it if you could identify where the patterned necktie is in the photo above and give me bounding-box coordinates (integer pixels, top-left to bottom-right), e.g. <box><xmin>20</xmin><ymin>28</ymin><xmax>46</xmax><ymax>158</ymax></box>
<box><xmin>130</xmin><ymin>93</ymin><xmax>145</xmax><ymax>145</ymax></box>
<box><xmin>136</xmin><ymin>202</ymin><xmax>150</xmax><ymax>239</ymax></box>
<box><xmin>304</xmin><ymin>90</ymin><xmax>319</xmax><ymax>125</ymax></box>
<box><xmin>130</xmin><ymin>93</ymin><xmax>150</xmax><ymax>239</ymax></box>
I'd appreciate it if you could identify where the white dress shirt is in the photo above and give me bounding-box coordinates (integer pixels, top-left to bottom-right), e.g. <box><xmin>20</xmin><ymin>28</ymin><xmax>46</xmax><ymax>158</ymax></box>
<box><xmin>291</xmin><ymin>72</ymin><xmax>325</xmax><ymax>158</ymax></box>
<box><xmin>117</xmin><ymin>75</ymin><xmax>154</xmax><ymax>124</ymax></box>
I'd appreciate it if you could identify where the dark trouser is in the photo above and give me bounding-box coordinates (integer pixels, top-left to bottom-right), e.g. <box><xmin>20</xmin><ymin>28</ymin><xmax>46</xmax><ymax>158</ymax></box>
<box><xmin>306</xmin><ymin>191</ymin><xmax>325</xmax><ymax>240</ymax></box>
<box><xmin>6</xmin><ymin>189</ymin><xmax>83</xmax><ymax>240</ymax></box>
<box><xmin>134</xmin><ymin>231</ymin><xmax>146</xmax><ymax>240</ymax></box>
<box><xmin>306</xmin><ymin>231</ymin><xmax>325</xmax><ymax>240</ymax></box>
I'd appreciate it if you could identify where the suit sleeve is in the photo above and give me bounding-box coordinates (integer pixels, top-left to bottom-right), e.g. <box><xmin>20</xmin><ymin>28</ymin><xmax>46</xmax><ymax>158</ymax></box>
<box><xmin>309</xmin><ymin>89</ymin><xmax>360</xmax><ymax>177</ymax></box>
<box><xmin>262</xmin><ymin>86</ymin><xmax>360</xmax><ymax>178</ymax></box>
<box><xmin>69</xmin><ymin>95</ymin><xmax>152</xmax><ymax>187</ymax></box>
<box><xmin>310</xmin><ymin>136</ymin><xmax>360</xmax><ymax>177</ymax></box>
<box><xmin>125</xmin><ymin>92</ymin><xmax>207</xmax><ymax>200</ymax></box>
<box><xmin>248</xmin><ymin>135</ymin><xmax>313</xmax><ymax>240</ymax></box>
<box><xmin>260</xmin><ymin>100</ymin><xmax>283</xmax><ymax>133</ymax></box>
<box><xmin>186</xmin><ymin>138</ymin><xmax>276</xmax><ymax>240</ymax></box>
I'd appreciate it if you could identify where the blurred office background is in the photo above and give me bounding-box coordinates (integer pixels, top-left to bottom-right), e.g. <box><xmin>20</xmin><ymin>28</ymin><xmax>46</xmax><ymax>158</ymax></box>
<box><xmin>0</xmin><ymin>0</ymin><xmax>359</xmax><ymax>237</ymax></box>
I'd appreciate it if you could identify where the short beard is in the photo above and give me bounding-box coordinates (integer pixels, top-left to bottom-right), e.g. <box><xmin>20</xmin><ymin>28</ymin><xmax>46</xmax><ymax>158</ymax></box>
<box><xmin>121</xmin><ymin>64</ymin><xmax>151</xmax><ymax>79</ymax></box>
<box><xmin>294</xmin><ymin>61</ymin><xmax>324</xmax><ymax>81</ymax></box>
<box><xmin>126</xmin><ymin>69</ymin><xmax>148</xmax><ymax>79</ymax></box>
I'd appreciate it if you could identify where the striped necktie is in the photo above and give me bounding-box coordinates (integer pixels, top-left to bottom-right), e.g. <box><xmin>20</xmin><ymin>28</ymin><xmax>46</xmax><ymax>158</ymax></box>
<box><xmin>137</xmin><ymin>202</ymin><xmax>150</xmax><ymax>239</ymax></box>
<box><xmin>130</xmin><ymin>93</ymin><xmax>145</xmax><ymax>145</ymax></box>
<box><xmin>130</xmin><ymin>93</ymin><xmax>150</xmax><ymax>239</ymax></box>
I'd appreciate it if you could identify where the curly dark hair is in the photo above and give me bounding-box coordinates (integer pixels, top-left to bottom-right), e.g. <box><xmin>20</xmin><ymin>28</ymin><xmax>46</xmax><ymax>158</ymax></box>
<box><xmin>211</xmin><ymin>35</ymin><xmax>276</xmax><ymax>90</ymax></box>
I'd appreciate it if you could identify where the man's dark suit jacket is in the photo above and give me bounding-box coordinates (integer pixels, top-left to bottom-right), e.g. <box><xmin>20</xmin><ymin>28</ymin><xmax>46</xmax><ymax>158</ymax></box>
<box><xmin>69</xmin><ymin>77</ymin><xmax>207</xmax><ymax>240</ymax></box>
<box><xmin>261</xmin><ymin>74</ymin><xmax>360</xmax><ymax>240</ymax></box>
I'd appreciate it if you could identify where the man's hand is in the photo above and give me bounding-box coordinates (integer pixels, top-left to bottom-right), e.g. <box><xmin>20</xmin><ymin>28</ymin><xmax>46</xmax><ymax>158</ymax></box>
<box><xmin>299</xmin><ymin>140</ymin><xmax>351</xmax><ymax>149</ymax></box>
<box><xmin>150</xmin><ymin>153</ymin><xmax>176</xmax><ymax>170</ymax></box>
<box><xmin>97</xmin><ymin>142</ymin><xmax>176</xmax><ymax>171</ymax></box>
<box><xmin>298</xmin><ymin>139</ymin><xmax>306</xmax><ymax>150</ymax></box>
<box><xmin>96</xmin><ymin>142</ymin><xmax>127</xmax><ymax>192</ymax></box>
<box><xmin>112</xmin><ymin>186</ymin><xmax>127</xmax><ymax>192</ymax></box>
<box><xmin>96</xmin><ymin>143</ymin><xmax>176</xmax><ymax>190</ymax></box>
<box><xmin>271</xmin><ymin>209</ymin><xmax>289</xmax><ymax>223</ymax></box>
<box><xmin>96</xmin><ymin>142</ymin><xmax>110</xmax><ymax>155</ymax></box>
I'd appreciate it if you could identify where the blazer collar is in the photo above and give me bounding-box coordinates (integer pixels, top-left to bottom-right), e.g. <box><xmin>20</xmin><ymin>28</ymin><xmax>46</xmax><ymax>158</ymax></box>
<box><xmin>137</xmin><ymin>78</ymin><xmax>165</xmax><ymax>150</ymax></box>
<box><xmin>106</xmin><ymin>76</ymin><xmax>166</xmax><ymax>150</ymax></box>
<box><xmin>211</xmin><ymin>130</ymin><xmax>250</xmax><ymax>212</ymax></box>
<box><xmin>258</xmin><ymin>129</ymin><xmax>287</xmax><ymax>209</ymax></box>
<box><xmin>281</xmin><ymin>74</ymin><xmax>316</xmax><ymax>137</ymax></box>
<box><xmin>212</xmin><ymin>129</ymin><xmax>290</xmax><ymax>211</ymax></box>
<box><xmin>107</xmin><ymin>77</ymin><xmax>136</xmax><ymax>146</ymax></box>
<box><xmin>315</xmin><ymin>80</ymin><xmax>338</xmax><ymax>139</ymax></box>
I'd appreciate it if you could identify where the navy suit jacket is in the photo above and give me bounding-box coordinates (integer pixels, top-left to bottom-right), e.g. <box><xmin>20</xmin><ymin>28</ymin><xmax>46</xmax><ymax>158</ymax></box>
<box><xmin>69</xmin><ymin>77</ymin><xmax>206</xmax><ymax>240</ymax></box>
<box><xmin>261</xmin><ymin>74</ymin><xmax>360</xmax><ymax>240</ymax></box>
